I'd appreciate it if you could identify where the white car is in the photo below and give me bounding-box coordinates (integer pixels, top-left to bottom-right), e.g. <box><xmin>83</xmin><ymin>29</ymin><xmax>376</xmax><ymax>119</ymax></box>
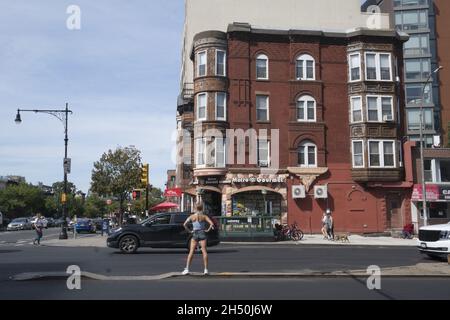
<box><xmin>418</xmin><ymin>222</ymin><xmax>450</xmax><ymax>259</ymax></box>
<box><xmin>31</xmin><ymin>216</ymin><xmax>48</xmax><ymax>229</ymax></box>
<box><xmin>7</xmin><ymin>218</ymin><xmax>33</xmax><ymax>231</ymax></box>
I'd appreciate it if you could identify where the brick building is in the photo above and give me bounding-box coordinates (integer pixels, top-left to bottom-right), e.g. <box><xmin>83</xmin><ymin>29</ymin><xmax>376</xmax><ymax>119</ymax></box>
<box><xmin>174</xmin><ymin>22</ymin><xmax>416</xmax><ymax>235</ymax></box>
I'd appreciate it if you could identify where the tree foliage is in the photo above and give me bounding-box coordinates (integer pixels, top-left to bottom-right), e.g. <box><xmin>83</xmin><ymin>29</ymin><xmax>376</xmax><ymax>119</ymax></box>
<box><xmin>0</xmin><ymin>183</ymin><xmax>46</xmax><ymax>219</ymax></box>
<box><xmin>90</xmin><ymin>146</ymin><xmax>142</xmax><ymax>221</ymax></box>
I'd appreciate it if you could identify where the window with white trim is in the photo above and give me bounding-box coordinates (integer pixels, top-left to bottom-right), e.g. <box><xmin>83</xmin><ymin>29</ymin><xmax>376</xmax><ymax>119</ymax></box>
<box><xmin>365</xmin><ymin>52</ymin><xmax>392</xmax><ymax>81</ymax></box>
<box><xmin>197</xmin><ymin>93</ymin><xmax>207</xmax><ymax>121</ymax></box>
<box><xmin>297</xmin><ymin>95</ymin><xmax>316</xmax><ymax>122</ymax></box>
<box><xmin>197</xmin><ymin>51</ymin><xmax>207</xmax><ymax>77</ymax></box>
<box><xmin>258</xmin><ymin>139</ymin><xmax>270</xmax><ymax>167</ymax></box>
<box><xmin>256</xmin><ymin>54</ymin><xmax>268</xmax><ymax>80</ymax></box>
<box><xmin>216</xmin><ymin>92</ymin><xmax>226</xmax><ymax>121</ymax></box>
<box><xmin>298</xmin><ymin>141</ymin><xmax>317</xmax><ymax>168</ymax></box>
<box><xmin>350</xmin><ymin>96</ymin><xmax>363</xmax><ymax>123</ymax></box>
<box><xmin>256</xmin><ymin>95</ymin><xmax>269</xmax><ymax>121</ymax></box>
<box><xmin>366</xmin><ymin>96</ymin><xmax>394</xmax><ymax>122</ymax></box>
<box><xmin>195</xmin><ymin>137</ymin><xmax>226</xmax><ymax>168</ymax></box>
<box><xmin>369</xmin><ymin>140</ymin><xmax>396</xmax><ymax>168</ymax></box>
<box><xmin>349</xmin><ymin>53</ymin><xmax>361</xmax><ymax>82</ymax></box>
<box><xmin>296</xmin><ymin>54</ymin><xmax>315</xmax><ymax>80</ymax></box>
<box><xmin>216</xmin><ymin>50</ymin><xmax>226</xmax><ymax>76</ymax></box>
<box><xmin>196</xmin><ymin>138</ymin><xmax>205</xmax><ymax>166</ymax></box>
<box><xmin>352</xmin><ymin>140</ymin><xmax>364</xmax><ymax>168</ymax></box>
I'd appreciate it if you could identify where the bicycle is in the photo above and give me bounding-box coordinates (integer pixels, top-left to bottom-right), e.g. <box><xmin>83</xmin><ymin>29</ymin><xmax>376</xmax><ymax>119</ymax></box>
<box><xmin>274</xmin><ymin>222</ymin><xmax>304</xmax><ymax>241</ymax></box>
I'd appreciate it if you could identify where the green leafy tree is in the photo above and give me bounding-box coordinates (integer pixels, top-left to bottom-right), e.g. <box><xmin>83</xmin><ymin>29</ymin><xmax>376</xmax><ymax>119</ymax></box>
<box><xmin>90</xmin><ymin>146</ymin><xmax>142</xmax><ymax>225</ymax></box>
<box><xmin>0</xmin><ymin>183</ymin><xmax>46</xmax><ymax>219</ymax></box>
<box><xmin>84</xmin><ymin>193</ymin><xmax>109</xmax><ymax>218</ymax></box>
<box><xmin>45</xmin><ymin>181</ymin><xmax>84</xmax><ymax>218</ymax></box>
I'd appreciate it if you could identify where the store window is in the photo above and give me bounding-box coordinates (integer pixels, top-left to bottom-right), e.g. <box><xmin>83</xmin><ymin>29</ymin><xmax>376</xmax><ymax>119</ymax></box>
<box><xmin>232</xmin><ymin>191</ymin><xmax>282</xmax><ymax>216</ymax></box>
<box><xmin>439</xmin><ymin>160</ymin><xmax>450</xmax><ymax>182</ymax></box>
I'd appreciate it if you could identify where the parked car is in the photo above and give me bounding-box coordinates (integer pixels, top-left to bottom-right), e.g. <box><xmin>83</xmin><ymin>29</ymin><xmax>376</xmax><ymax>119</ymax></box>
<box><xmin>7</xmin><ymin>218</ymin><xmax>33</xmax><ymax>231</ymax></box>
<box><xmin>418</xmin><ymin>222</ymin><xmax>450</xmax><ymax>259</ymax></box>
<box><xmin>107</xmin><ymin>212</ymin><xmax>220</xmax><ymax>254</ymax></box>
<box><xmin>75</xmin><ymin>218</ymin><xmax>96</xmax><ymax>233</ymax></box>
<box><xmin>30</xmin><ymin>216</ymin><xmax>48</xmax><ymax>229</ymax></box>
<box><xmin>53</xmin><ymin>218</ymin><xmax>65</xmax><ymax>227</ymax></box>
<box><xmin>46</xmin><ymin>217</ymin><xmax>55</xmax><ymax>228</ymax></box>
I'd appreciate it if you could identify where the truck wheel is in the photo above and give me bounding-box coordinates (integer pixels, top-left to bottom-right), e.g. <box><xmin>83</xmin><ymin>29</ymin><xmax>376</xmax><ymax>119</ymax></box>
<box><xmin>119</xmin><ymin>235</ymin><xmax>139</xmax><ymax>254</ymax></box>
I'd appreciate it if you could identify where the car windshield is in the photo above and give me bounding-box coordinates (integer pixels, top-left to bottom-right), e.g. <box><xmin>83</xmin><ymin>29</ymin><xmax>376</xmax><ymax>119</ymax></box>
<box><xmin>12</xmin><ymin>218</ymin><xmax>27</xmax><ymax>223</ymax></box>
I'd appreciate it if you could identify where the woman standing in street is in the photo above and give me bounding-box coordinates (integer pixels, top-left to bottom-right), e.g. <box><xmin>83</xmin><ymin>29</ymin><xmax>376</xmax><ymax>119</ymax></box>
<box><xmin>182</xmin><ymin>203</ymin><xmax>214</xmax><ymax>275</ymax></box>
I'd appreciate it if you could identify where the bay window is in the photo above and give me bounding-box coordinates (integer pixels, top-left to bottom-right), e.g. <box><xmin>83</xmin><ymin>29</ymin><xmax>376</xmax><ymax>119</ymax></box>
<box><xmin>216</xmin><ymin>50</ymin><xmax>226</xmax><ymax>76</ymax></box>
<box><xmin>365</xmin><ymin>53</ymin><xmax>392</xmax><ymax>81</ymax></box>
<box><xmin>351</xmin><ymin>96</ymin><xmax>363</xmax><ymax>122</ymax></box>
<box><xmin>349</xmin><ymin>53</ymin><xmax>361</xmax><ymax>82</ymax></box>
<box><xmin>369</xmin><ymin>140</ymin><xmax>396</xmax><ymax>168</ymax></box>
<box><xmin>216</xmin><ymin>92</ymin><xmax>227</xmax><ymax>121</ymax></box>
<box><xmin>366</xmin><ymin>96</ymin><xmax>394</xmax><ymax>122</ymax></box>
<box><xmin>197</xmin><ymin>51</ymin><xmax>207</xmax><ymax>77</ymax></box>
<box><xmin>352</xmin><ymin>140</ymin><xmax>364</xmax><ymax>168</ymax></box>
<box><xmin>197</xmin><ymin>93</ymin><xmax>207</xmax><ymax>121</ymax></box>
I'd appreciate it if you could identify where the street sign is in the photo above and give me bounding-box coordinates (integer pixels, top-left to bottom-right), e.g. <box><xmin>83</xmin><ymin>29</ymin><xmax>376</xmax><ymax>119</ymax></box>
<box><xmin>64</xmin><ymin>158</ymin><xmax>71</xmax><ymax>174</ymax></box>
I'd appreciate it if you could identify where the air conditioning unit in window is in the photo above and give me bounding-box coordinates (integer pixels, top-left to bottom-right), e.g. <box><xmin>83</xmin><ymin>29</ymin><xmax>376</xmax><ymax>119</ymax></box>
<box><xmin>292</xmin><ymin>185</ymin><xmax>306</xmax><ymax>199</ymax></box>
<box><xmin>314</xmin><ymin>185</ymin><xmax>328</xmax><ymax>199</ymax></box>
<box><xmin>383</xmin><ymin>115</ymin><xmax>394</xmax><ymax>122</ymax></box>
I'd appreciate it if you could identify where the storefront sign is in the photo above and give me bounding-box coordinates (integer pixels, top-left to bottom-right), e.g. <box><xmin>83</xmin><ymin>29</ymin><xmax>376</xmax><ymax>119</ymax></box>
<box><xmin>164</xmin><ymin>188</ymin><xmax>182</xmax><ymax>198</ymax></box>
<box><xmin>232</xmin><ymin>176</ymin><xmax>285</xmax><ymax>184</ymax></box>
<box><xmin>412</xmin><ymin>184</ymin><xmax>450</xmax><ymax>201</ymax></box>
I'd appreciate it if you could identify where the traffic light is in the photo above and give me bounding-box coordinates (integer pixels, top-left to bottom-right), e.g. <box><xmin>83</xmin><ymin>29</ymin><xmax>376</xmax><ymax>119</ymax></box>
<box><xmin>141</xmin><ymin>164</ymin><xmax>149</xmax><ymax>187</ymax></box>
<box><xmin>132</xmin><ymin>190</ymin><xmax>141</xmax><ymax>200</ymax></box>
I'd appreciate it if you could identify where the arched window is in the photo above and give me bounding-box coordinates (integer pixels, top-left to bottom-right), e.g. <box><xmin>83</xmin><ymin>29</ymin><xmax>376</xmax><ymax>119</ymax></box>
<box><xmin>296</xmin><ymin>95</ymin><xmax>316</xmax><ymax>122</ymax></box>
<box><xmin>256</xmin><ymin>54</ymin><xmax>269</xmax><ymax>79</ymax></box>
<box><xmin>298</xmin><ymin>141</ymin><xmax>317</xmax><ymax>168</ymax></box>
<box><xmin>296</xmin><ymin>54</ymin><xmax>315</xmax><ymax>80</ymax></box>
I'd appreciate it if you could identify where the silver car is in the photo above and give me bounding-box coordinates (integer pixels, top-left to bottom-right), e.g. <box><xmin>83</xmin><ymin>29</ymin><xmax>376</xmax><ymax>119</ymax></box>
<box><xmin>7</xmin><ymin>218</ymin><xmax>33</xmax><ymax>231</ymax></box>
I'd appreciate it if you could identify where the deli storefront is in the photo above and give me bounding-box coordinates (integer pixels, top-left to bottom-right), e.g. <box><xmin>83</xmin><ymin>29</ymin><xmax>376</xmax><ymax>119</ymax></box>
<box><xmin>412</xmin><ymin>184</ymin><xmax>450</xmax><ymax>225</ymax></box>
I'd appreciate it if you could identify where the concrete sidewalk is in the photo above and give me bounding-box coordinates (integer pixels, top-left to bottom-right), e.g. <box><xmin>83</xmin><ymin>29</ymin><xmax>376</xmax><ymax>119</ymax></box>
<box><xmin>42</xmin><ymin>234</ymin><xmax>418</xmax><ymax>248</ymax></box>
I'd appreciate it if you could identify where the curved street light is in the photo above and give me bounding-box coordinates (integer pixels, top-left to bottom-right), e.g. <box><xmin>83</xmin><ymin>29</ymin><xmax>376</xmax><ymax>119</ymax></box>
<box><xmin>14</xmin><ymin>103</ymin><xmax>73</xmax><ymax>239</ymax></box>
<box><xmin>420</xmin><ymin>66</ymin><xmax>443</xmax><ymax>227</ymax></box>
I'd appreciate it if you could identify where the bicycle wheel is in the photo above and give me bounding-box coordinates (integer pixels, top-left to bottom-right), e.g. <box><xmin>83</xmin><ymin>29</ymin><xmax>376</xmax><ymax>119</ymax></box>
<box><xmin>297</xmin><ymin>229</ymin><xmax>304</xmax><ymax>240</ymax></box>
<box><xmin>290</xmin><ymin>231</ymin><xmax>301</xmax><ymax>241</ymax></box>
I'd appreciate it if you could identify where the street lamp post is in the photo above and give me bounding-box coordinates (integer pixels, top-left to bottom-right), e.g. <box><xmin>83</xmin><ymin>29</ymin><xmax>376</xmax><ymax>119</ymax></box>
<box><xmin>420</xmin><ymin>66</ymin><xmax>443</xmax><ymax>227</ymax></box>
<box><xmin>15</xmin><ymin>103</ymin><xmax>73</xmax><ymax>239</ymax></box>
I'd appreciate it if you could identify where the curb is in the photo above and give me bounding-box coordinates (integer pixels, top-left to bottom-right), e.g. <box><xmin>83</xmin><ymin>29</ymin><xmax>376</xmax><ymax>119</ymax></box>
<box><xmin>11</xmin><ymin>270</ymin><xmax>450</xmax><ymax>282</ymax></box>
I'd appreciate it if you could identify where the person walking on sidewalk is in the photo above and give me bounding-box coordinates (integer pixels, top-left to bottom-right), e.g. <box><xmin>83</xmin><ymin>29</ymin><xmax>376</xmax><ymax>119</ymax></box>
<box><xmin>324</xmin><ymin>210</ymin><xmax>334</xmax><ymax>240</ymax></box>
<box><xmin>321</xmin><ymin>212</ymin><xmax>329</xmax><ymax>240</ymax></box>
<box><xmin>33</xmin><ymin>214</ymin><xmax>44</xmax><ymax>245</ymax></box>
<box><xmin>182</xmin><ymin>203</ymin><xmax>215</xmax><ymax>276</ymax></box>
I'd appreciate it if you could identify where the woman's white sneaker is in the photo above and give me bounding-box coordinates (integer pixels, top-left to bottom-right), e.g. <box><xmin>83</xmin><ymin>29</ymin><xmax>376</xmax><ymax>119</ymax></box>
<box><xmin>204</xmin><ymin>269</ymin><xmax>209</xmax><ymax>275</ymax></box>
<box><xmin>182</xmin><ymin>268</ymin><xmax>189</xmax><ymax>275</ymax></box>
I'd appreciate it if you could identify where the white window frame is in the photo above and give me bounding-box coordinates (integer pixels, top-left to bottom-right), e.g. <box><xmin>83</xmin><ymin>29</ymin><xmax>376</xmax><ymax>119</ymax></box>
<box><xmin>364</xmin><ymin>52</ymin><xmax>393</xmax><ymax>82</ymax></box>
<box><xmin>197</xmin><ymin>93</ymin><xmax>207</xmax><ymax>121</ymax></box>
<box><xmin>195</xmin><ymin>138</ymin><xmax>206</xmax><ymax>168</ymax></box>
<box><xmin>197</xmin><ymin>50</ymin><xmax>207</xmax><ymax>77</ymax></box>
<box><xmin>215</xmin><ymin>92</ymin><xmax>227</xmax><ymax>121</ymax></box>
<box><xmin>348</xmin><ymin>53</ymin><xmax>362</xmax><ymax>82</ymax></box>
<box><xmin>298</xmin><ymin>141</ymin><xmax>318</xmax><ymax>168</ymax></box>
<box><xmin>215</xmin><ymin>137</ymin><xmax>226</xmax><ymax>168</ymax></box>
<box><xmin>256</xmin><ymin>54</ymin><xmax>269</xmax><ymax>80</ymax></box>
<box><xmin>296</xmin><ymin>95</ymin><xmax>317</xmax><ymax>122</ymax></box>
<box><xmin>351</xmin><ymin>140</ymin><xmax>365</xmax><ymax>168</ymax></box>
<box><xmin>350</xmin><ymin>96</ymin><xmax>363</xmax><ymax>123</ymax></box>
<box><xmin>368</xmin><ymin>140</ymin><xmax>397</xmax><ymax>168</ymax></box>
<box><xmin>366</xmin><ymin>95</ymin><xmax>394</xmax><ymax>123</ymax></box>
<box><xmin>215</xmin><ymin>49</ymin><xmax>226</xmax><ymax>77</ymax></box>
<box><xmin>296</xmin><ymin>54</ymin><xmax>315</xmax><ymax>80</ymax></box>
<box><xmin>256</xmin><ymin>95</ymin><xmax>270</xmax><ymax>121</ymax></box>
<box><xmin>257</xmin><ymin>139</ymin><xmax>270</xmax><ymax>167</ymax></box>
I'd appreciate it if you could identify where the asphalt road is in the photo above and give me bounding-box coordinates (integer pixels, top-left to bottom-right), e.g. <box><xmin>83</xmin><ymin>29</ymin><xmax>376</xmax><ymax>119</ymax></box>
<box><xmin>1</xmin><ymin>229</ymin><xmax>448</xmax><ymax>300</ymax></box>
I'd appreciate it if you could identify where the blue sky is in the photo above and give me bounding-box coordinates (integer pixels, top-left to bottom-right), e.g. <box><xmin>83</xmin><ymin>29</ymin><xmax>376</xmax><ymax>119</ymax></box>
<box><xmin>0</xmin><ymin>1</ymin><xmax>184</xmax><ymax>193</ymax></box>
